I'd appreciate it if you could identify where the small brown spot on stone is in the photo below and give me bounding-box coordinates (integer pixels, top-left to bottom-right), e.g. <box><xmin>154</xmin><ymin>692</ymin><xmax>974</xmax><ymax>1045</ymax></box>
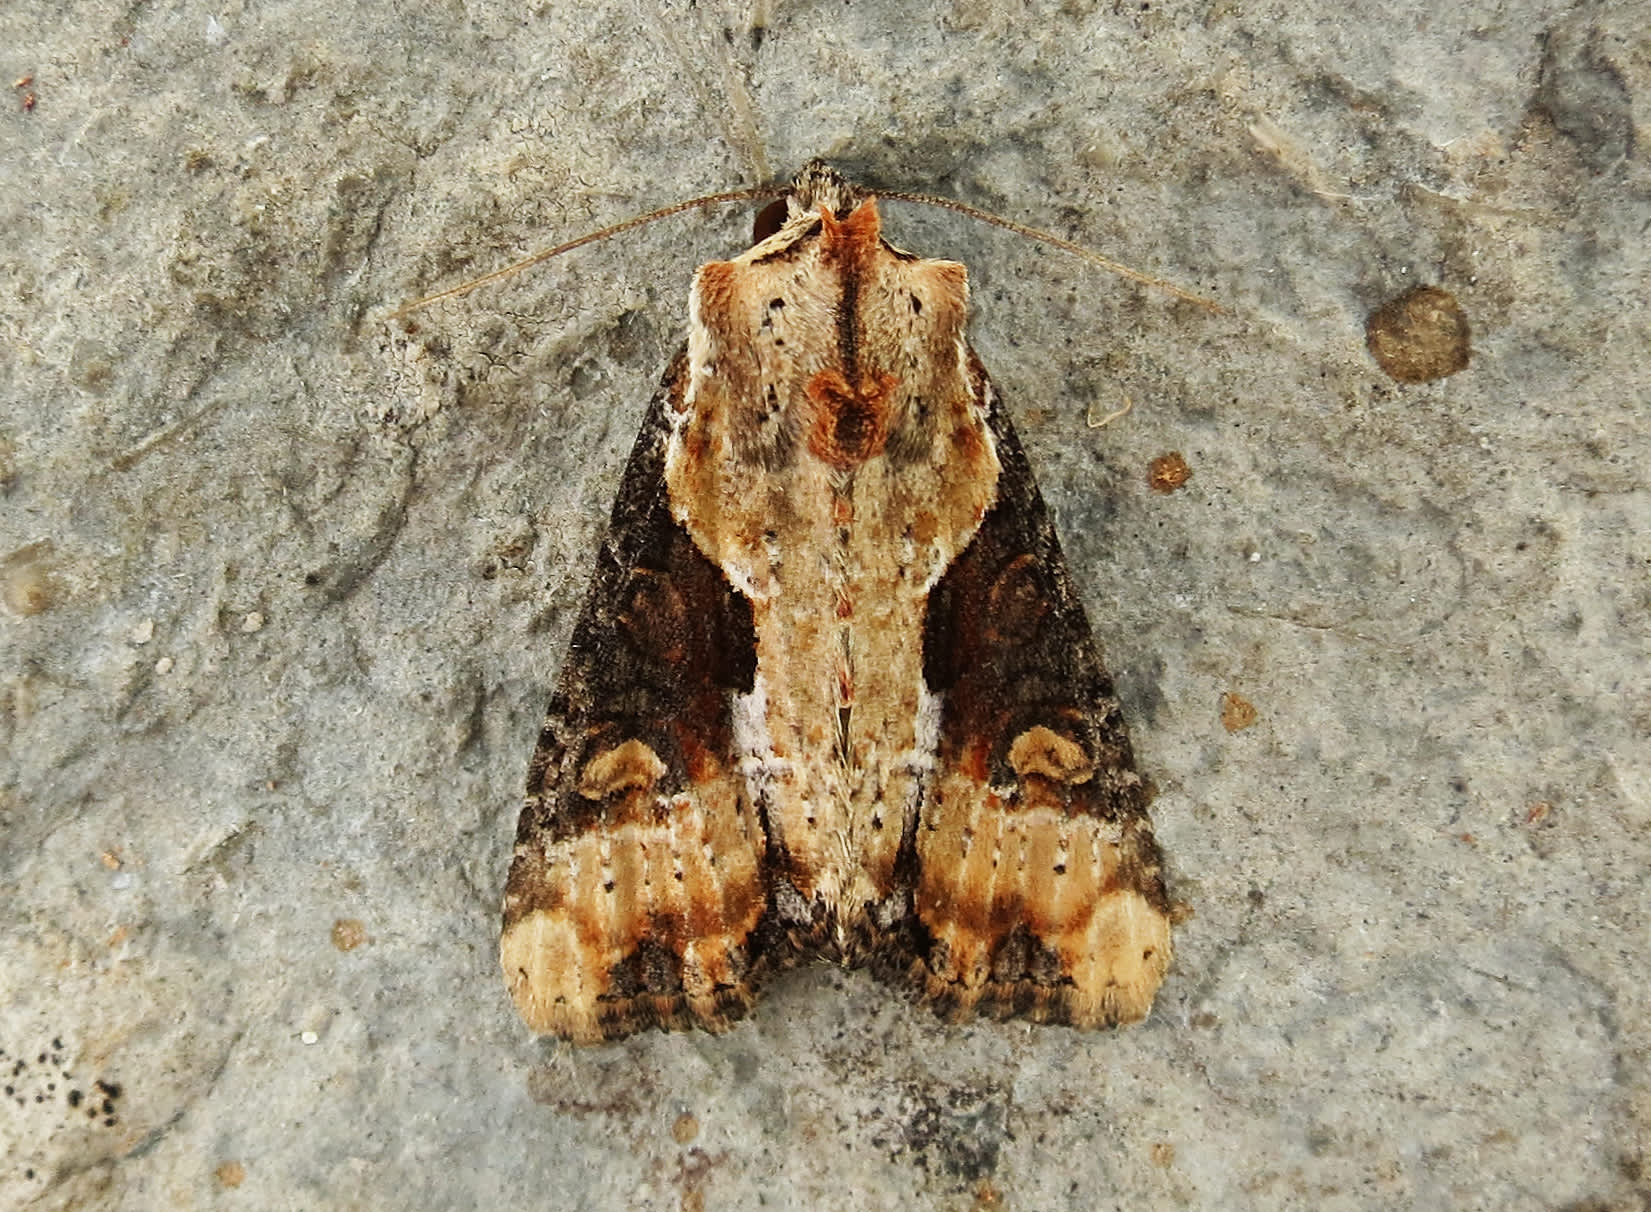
<box><xmin>2</xmin><ymin>541</ymin><xmax>65</xmax><ymax>617</ymax></box>
<box><xmin>1365</xmin><ymin>285</ymin><xmax>1471</xmax><ymax>383</ymax></box>
<box><xmin>1147</xmin><ymin>451</ymin><xmax>1192</xmax><ymax>493</ymax></box>
<box><xmin>1220</xmin><ymin>692</ymin><xmax>1259</xmax><ymax>733</ymax></box>
<box><xmin>215</xmin><ymin>1161</ymin><xmax>246</xmax><ymax>1188</ymax></box>
<box><xmin>331</xmin><ymin>918</ymin><xmax>367</xmax><ymax>951</ymax></box>
<box><xmin>672</xmin><ymin>1112</ymin><xmax>700</xmax><ymax>1144</ymax></box>
<box><xmin>1150</xmin><ymin>1141</ymin><xmax>1175</xmax><ymax>1167</ymax></box>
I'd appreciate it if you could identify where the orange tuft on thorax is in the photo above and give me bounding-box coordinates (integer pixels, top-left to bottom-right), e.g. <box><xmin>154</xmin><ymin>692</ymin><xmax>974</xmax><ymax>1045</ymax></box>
<box><xmin>818</xmin><ymin>199</ymin><xmax>884</xmax><ymax>268</ymax></box>
<box><xmin>805</xmin><ymin>368</ymin><xmax>900</xmax><ymax>467</ymax></box>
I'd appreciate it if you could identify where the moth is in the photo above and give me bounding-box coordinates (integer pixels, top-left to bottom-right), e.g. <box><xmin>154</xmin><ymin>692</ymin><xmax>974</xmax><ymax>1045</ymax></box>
<box><xmin>499</xmin><ymin>161</ymin><xmax>1173</xmax><ymax>1042</ymax></box>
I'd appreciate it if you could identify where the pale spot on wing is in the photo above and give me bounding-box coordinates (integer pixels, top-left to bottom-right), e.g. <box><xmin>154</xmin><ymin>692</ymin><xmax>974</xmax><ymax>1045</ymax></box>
<box><xmin>1007</xmin><ymin>726</ymin><xmax>1094</xmax><ymax>784</ymax></box>
<box><xmin>1067</xmin><ymin>889</ymin><xmax>1173</xmax><ymax>1026</ymax></box>
<box><xmin>579</xmin><ymin>739</ymin><xmax>666</xmax><ymax>800</ymax></box>
<box><xmin>500</xmin><ymin>908</ymin><xmax>603</xmax><ymax>1043</ymax></box>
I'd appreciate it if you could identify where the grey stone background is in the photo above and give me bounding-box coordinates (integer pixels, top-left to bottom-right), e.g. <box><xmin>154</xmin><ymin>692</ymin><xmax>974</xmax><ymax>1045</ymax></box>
<box><xmin>1</xmin><ymin>0</ymin><xmax>1646</xmax><ymax>1207</ymax></box>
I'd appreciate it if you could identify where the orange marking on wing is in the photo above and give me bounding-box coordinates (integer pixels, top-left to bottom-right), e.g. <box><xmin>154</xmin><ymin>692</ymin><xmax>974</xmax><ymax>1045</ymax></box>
<box><xmin>957</xmin><ymin>735</ymin><xmax>992</xmax><ymax>783</ymax></box>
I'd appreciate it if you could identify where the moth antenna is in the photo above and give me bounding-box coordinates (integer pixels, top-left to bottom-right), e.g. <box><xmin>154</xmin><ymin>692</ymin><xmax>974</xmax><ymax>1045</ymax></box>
<box><xmin>876</xmin><ymin>187</ymin><xmax>1225</xmax><ymax>314</ymax></box>
<box><xmin>387</xmin><ymin>185</ymin><xmax>782</xmax><ymax>321</ymax></box>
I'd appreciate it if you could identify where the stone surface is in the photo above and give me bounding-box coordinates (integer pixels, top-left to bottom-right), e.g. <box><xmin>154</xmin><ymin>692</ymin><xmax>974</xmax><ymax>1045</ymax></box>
<box><xmin>1</xmin><ymin>0</ymin><xmax>1646</xmax><ymax>1208</ymax></box>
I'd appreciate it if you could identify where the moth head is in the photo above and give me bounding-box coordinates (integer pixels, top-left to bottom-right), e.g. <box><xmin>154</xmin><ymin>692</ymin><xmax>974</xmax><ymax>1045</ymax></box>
<box><xmin>747</xmin><ymin>161</ymin><xmax>868</xmax><ymax>250</ymax></box>
<box><xmin>782</xmin><ymin>160</ymin><xmax>864</xmax><ymax>226</ymax></box>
